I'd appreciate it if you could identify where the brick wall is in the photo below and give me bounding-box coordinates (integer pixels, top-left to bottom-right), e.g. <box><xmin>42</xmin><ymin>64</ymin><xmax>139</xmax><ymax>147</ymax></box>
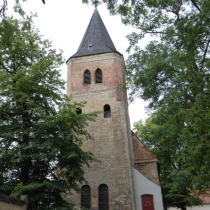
<box><xmin>135</xmin><ymin>162</ymin><xmax>160</xmax><ymax>186</ymax></box>
<box><xmin>65</xmin><ymin>52</ymin><xmax>136</xmax><ymax>210</ymax></box>
<box><xmin>132</xmin><ymin>131</ymin><xmax>160</xmax><ymax>186</ymax></box>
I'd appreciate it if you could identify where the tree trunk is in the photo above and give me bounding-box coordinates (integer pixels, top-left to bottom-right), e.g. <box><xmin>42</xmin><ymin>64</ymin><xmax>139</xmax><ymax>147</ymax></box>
<box><xmin>20</xmin><ymin>109</ymin><xmax>31</xmax><ymax>185</ymax></box>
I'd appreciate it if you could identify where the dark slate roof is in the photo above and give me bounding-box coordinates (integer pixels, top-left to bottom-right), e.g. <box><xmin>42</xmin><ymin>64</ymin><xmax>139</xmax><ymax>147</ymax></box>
<box><xmin>67</xmin><ymin>9</ymin><xmax>121</xmax><ymax>61</ymax></box>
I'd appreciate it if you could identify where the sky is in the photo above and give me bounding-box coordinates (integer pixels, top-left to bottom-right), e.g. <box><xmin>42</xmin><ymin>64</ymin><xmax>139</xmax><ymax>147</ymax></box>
<box><xmin>8</xmin><ymin>0</ymin><xmax>149</xmax><ymax>127</ymax></box>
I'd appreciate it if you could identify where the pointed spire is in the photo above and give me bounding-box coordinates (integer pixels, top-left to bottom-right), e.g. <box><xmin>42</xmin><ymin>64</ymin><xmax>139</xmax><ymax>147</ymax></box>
<box><xmin>70</xmin><ymin>9</ymin><xmax>121</xmax><ymax>59</ymax></box>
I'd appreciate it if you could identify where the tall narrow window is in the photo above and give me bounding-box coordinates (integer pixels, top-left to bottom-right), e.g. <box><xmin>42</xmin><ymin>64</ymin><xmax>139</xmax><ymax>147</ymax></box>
<box><xmin>95</xmin><ymin>68</ymin><xmax>102</xmax><ymax>83</ymax></box>
<box><xmin>104</xmin><ymin>104</ymin><xmax>111</xmax><ymax>118</ymax></box>
<box><xmin>81</xmin><ymin>185</ymin><xmax>91</xmax><ymax>209</ymax></box>
<box><xmin>141</xmin><ymin>194</ymin><xmax>154</xmax><ymax>210</ymax></box>
<box><xmin>98</xmin><ymin>184</ymin><xmax>109</xmax><ymax>210</ymax></box>
<box><xmin>84</xmin><ymin>70</ymin><xmax>91</xmax><ymax>84</ymax></box>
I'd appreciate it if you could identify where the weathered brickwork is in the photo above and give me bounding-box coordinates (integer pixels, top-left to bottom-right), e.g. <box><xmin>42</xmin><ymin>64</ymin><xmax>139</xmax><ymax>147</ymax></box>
<box><xmin>66</xmin><ymin>53</ymin><xmax>136</xmax><ymax>210</ymax></box>
<box><xmin>132</xmin><ymin>131</ymin><xmax>160</xmax><ymax>186</ymax></box>
<box><xmin>67</xmin><ymin>53</ymin><xmax>127</xmax><ymax>95</ymax></box>
<box><xmin>132</xmin><ymin>131</ymin><xmax>157</xmax><ymax>162</ymax></box>
<box><xmin>135</xmin><ymin>162</ymin><xmax>160</xmax><ymax>186</ymax></box>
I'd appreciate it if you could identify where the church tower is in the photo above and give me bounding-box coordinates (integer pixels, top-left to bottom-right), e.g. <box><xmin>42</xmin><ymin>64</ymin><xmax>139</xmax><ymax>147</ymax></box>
<box><xmin>66</xmin><ymin>9</ymin><xmax>164</xmax><ymax>210</ymax></box>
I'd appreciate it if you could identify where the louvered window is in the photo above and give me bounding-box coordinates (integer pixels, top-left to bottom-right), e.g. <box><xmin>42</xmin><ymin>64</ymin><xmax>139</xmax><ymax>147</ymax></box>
<box><xmin>98</xmin><ymin>184</ymin><xmax>109</xmax><ymax>210</ymax></box>
<box><xmin>104</xmin><ymin>104</ymin><xmax>111</xmax><ymax>118</ymax></box>
<box><xmin>84</xmin><ymin>70</ymin><xmax>91</xmax><ymax>84</ymax></box>
<box><xmin>81</xmin><ymin>185</ymin><xmax>91</xmax><ymax>209</ymax></box>
<box><xmin>95</xmin><ymin>68</ymin><xmax>102</xmax><ymax>83</ymax></box>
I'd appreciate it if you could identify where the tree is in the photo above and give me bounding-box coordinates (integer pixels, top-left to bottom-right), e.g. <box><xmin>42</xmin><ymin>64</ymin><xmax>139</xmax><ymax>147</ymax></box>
<box><xmin>0</xmin><ymin>14</ymin><xmax>96</xmax><ymax>209</ymax></box>
<box><xmin>0</xmin><ymin>0</ymin><xmax>47</xmax><ymax>22</ymax></box>
<box><xmin>133</xmin><ymin>110</ymin><xmax>202</xmax><ymax>210</ymax></box>
<box><xmin>0</xmin><ymin>0</ymin><xmax>7</xmax><ymax>18</ymax></box>
<box><xmin>124</xmin><ymin>0</ymin><xmax>210</xmax><ymax>191</ymax></box>
<box><xmin>2</xmin><ymin>0</ymin><xmax>210</xmax><ymax>200</ymax></box>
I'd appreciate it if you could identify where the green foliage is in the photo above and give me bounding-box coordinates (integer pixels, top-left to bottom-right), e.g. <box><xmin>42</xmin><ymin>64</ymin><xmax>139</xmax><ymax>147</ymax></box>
<box><xmin>2</xmin><ymin>0</ymin><xmax>210</xmax><ymax>206</ymax></box>
<box><xmin>0</xmin><ymin>13</ymin><xmax>96</xmax><ymax>209</ymax></box>
<box><xmin>134</xmin><ymin>111</ymin><xmax>203</xmax><ymax>209</ymax></box>
<box><xmin>113</xmin><ymin>0</ymin><xmax>210</xmax><ymax>192</ymax></box>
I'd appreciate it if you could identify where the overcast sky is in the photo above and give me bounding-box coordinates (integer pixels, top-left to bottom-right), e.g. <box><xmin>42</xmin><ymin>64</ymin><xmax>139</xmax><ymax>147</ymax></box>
<box><xmin>8</xmin><ymin>0</ymin><xmax>149</xmax><ymax>127</ymax></box>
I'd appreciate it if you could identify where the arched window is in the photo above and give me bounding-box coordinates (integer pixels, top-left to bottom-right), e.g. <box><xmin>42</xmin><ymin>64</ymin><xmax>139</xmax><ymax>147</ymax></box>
<box><xmin>104</xmin><ymin>104</ymin><xmax>111</xmax><ymax>118</ymax></box>
<box><xmin>95</xmin><ymin>68</ymin><xmax>102</xmax><ymax>83</ymax></box>
<box><xmin>84</xmin><ymin>70</ymin><xmax>91</xmax><ymax>84</ymax></box>
<box><xmin>98</xmin><ymin>184</ymin><xmax>109</xmax><ymax>210</ymax></box>
<box><xmin>141</xmin><ymin>194</ymin><xmax>154</xmax><ymax>210</ymax></box>
<box><xmin>81</xmin><ymin>185</ymin><xmax>91</xmax><ymax>209</ymax></box>
<box><xmin>76</xmin><ymin>108</ymin><xmax>82</xmax><ymax>115</ymax></box>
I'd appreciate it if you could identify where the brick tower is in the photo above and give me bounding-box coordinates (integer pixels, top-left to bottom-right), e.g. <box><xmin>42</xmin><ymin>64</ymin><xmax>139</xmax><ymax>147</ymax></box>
<box><xmin>66</xmin><ymin>9</ymin><xmax>164</xmax><ymax>210</ymax></box>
